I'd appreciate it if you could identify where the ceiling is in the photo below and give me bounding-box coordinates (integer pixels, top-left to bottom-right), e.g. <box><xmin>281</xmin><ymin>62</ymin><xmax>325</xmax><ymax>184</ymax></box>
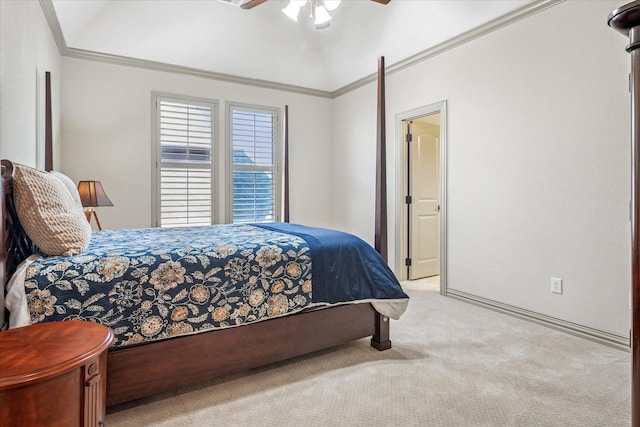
<box><xmin>50</xmin><ymin>0</ymin><xmax>534</xmax><ymax>93</ymax></box>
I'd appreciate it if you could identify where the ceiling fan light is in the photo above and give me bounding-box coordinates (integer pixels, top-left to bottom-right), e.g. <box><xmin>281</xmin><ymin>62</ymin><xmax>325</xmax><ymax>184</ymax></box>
<box><xmin>315</xmin><ymin>21</ymin><xmax>331</xmax><ymax>30</ymax></box>
<box><xmin>324</xmin><ymin>0</ymin><xmax>341</xmax><ymax>12</ymax></box>
<box><xmin>314</xmin><ymin>5</ymin><xmax>331</xmax><ymax>25</ymax></box>
<box><xmin>282</xmin><ymin>1</ymin><xmax>305</xmax><ymax>22</ymax></box>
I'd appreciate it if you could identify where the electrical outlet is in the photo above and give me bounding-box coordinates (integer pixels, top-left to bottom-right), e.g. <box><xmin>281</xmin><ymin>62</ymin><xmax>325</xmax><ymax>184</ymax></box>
<box><xmin>551</xmin><ymin>277</ymin><xmax>562</xmax><ymax>294</ymax></box>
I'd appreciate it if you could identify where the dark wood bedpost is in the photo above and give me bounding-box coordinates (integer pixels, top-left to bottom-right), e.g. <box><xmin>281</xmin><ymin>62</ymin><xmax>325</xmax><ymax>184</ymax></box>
<box><xmin>0</xmin><ymin>161</ymin><xmax>4</xmax><ymax>330</ymax></box>
<box><xmin>609</xmin><ymin>2</ymin><xmax>640</xmax><ymax>425</ymax></box>
<box><xmin>284</xmin><ymin>105</ymin><xmax>290</xmax><ymax>223</ymax></box>
<box><xmin>374</xmin><ymin>57</ymin><xmax>388</xmax><ymax>262</ymax></box>
<box><xmin>372</xmin><ymin>56</ymin><xmax>391</xmax><ymax>351</ymax></box>
<box><xmin>45</xmin><ymin>72</ymin><xmax>53</xmax><ymax>172</ymax></box>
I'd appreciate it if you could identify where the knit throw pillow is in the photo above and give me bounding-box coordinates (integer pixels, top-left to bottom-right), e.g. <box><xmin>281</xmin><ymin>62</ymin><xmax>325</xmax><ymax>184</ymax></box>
<box><xmin>13</xmin><ymin>165</ymin><xmax>92</xmax><ymax>257</ymax></box>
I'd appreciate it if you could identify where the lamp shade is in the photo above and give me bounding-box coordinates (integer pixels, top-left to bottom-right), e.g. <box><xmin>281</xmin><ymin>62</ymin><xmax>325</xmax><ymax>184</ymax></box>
<box><xmin>77</xmin><ymin>181</ymin><xmax>113</xmax><ymax>207</ymax></box>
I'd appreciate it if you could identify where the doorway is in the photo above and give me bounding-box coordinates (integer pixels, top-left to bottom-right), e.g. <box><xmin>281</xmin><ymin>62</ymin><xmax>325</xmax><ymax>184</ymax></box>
<box><xmin>395</xmin><ymin>101</ymin><xmax>447</xmax><ymax>294</ymax></box>
<box><xmin>405</xmin><ymin>114</ymin><xmax>440</xmax><ymax>280</ymax></box>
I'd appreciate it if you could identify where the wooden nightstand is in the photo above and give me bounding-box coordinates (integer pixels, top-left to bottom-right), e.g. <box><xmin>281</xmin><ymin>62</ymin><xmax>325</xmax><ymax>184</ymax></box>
<box><xmin>0</xmin><ymin>320</ymin><xmax>114</xmax><ymax>427</ymax></box>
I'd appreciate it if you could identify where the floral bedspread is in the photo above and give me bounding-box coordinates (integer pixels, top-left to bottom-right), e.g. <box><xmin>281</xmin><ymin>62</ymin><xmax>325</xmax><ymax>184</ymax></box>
<box><xmin>22</xmin><ymin>224</ymin><xmax>313</xmax><ymax>348</ymax></box>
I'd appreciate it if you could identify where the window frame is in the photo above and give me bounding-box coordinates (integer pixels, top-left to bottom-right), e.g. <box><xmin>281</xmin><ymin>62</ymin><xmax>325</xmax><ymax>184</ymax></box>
<box><xmin>225</xmin><ymin>102</ymin><xmax>282</xmax><ymax>224</ymax></box>
<box><xmin>151</xmin><ymin>92</ymin><xmax>219</xmax><ymax>228</ymax></box>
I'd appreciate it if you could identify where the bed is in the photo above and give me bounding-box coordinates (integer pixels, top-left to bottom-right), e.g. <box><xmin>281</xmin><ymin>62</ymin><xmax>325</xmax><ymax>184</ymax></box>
<box><xmin>0</xmin><ymin>59</ymin><xmax>404</xmax><ymax>406</ymax></box>
<box><xmin>1</xmin><ymin>161</ymin><xmax>408</xmax><ymax>406</ymax></box>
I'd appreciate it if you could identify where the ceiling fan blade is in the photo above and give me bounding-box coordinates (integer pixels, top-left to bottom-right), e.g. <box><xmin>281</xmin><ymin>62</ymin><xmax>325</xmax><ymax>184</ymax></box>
<box><xmin>371</xmin><ymin>0</ymin><xmax>391</xmax><ymax>4</ymax></box>
<box><xmin>240</xmin><ymin>0</ymin><xmax>268</xmax><ymax>9</ymax></box>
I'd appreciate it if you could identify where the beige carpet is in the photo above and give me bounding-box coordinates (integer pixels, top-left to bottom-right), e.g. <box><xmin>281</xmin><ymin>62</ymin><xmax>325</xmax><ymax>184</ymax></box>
<box><xmin>106</xmin><ymin>278</ymin><xmax>630</xmax><ymax>426</ymax></box>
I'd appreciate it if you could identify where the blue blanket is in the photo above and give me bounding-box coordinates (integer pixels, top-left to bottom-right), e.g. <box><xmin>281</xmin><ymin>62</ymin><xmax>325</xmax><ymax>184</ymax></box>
<box><xmin>254</xmin><ymin>223</ymin><xmax>408</xmax><ymax>304</ymax></box>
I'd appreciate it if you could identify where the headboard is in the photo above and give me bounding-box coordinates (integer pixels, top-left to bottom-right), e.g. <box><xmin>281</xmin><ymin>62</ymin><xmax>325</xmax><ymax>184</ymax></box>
<box><xmin>1</xmin><ymin>160</ymin><xmax>38</xmax><ymax>284</ymax></box>
<box><xmin>1</xmin><ymin>71</ymin><xmax>53</xmax><ymax>328</ymax></box>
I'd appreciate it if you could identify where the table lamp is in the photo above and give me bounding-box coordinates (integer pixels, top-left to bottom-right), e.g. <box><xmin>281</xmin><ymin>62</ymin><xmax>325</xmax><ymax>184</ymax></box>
<box><xmin>77</xmin><ymin>180</ymin><xmax>113</xmax><ymax>230</ymax></box>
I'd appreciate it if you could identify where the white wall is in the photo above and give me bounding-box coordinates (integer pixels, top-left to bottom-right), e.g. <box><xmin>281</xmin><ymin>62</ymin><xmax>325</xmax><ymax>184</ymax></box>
<box><xmin>331</xmin><ymin>0</ymin><xmax>631</xmax><ymax>337</ymax></box>
<box><xmin>0</xmin><ymin>0</ymin><xmax>62</xmax><ymax>167</ymax></box>
<box><xmin>61</xmin><ymin>58</ymin><xmax>334</xmax><ymax>230</ymax></box>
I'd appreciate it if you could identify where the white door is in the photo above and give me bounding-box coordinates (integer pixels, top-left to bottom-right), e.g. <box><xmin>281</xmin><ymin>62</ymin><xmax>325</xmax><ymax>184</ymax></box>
<box><xmin>409</xmin><ymin>130</ymin><xmax>440</xmax><ymax>279</ymax></box>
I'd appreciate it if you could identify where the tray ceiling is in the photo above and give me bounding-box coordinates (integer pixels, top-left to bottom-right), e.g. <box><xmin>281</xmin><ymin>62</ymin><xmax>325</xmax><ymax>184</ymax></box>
<box><xmin>51</xmin><ymin>0</ymin><xmax>534</xmax><ymax>93</ymax></box>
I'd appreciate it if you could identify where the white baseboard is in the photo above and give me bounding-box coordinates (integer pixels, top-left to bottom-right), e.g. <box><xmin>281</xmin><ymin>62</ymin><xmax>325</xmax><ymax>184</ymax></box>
<box><xmin>446</xmin><ymin>288</ymin><xmax>630</xmax><ymax>352</ymax></box>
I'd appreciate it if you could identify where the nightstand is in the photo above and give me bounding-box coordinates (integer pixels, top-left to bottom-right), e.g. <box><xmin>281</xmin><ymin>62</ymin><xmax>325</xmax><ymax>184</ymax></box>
<box><xmin>0</xmin><ymin>320</ymin><xmax>114</xmax><ymax>427</ymax></box>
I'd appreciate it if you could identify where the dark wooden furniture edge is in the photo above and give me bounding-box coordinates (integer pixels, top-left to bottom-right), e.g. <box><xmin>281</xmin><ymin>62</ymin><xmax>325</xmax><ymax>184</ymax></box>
<box><xmin>45</xmin><ymin>72</ymin><xmax>53</xmax><ymax>172</ymax></box>
<box><xmin>0</xmin><ymin>320</ymin><xmax>114</xmax><ymax>388</ymax></box>
<box><xmin>108</xmin><ymin>302</ymin><xmax>379</xmax><ymax>405</ymax></box>
<box><xmin>0</xmin><ymin>320</ymin><xmax>113</xmax><ymax>426</ymax></box>
<box><xmin>1</xmin><ymin>160</ymin><xmax>37</xmax><ymax>283</ymax></box>
<box><xmin>373</xmin><ymin>56</ymin><xmax>392</xmax><ymax>351</ymax></box>
<box><xmin>609</xmin><ymin>2</ymin><xmax>640</xmax><ymax>426</ymax></box>
<box><xmin>1</xmin><ymin>159</ymin><xmax>393</xmax><ymax>406</ymax></box>
<box><xmin>284</xmin><ymin>104</ymin><xmax>290</xmax><ymax>223</ymax></box>
<box><xmin>375</xmin><ymin>56</ymin><xmax>388</xmax><ymax>262</ymax></box>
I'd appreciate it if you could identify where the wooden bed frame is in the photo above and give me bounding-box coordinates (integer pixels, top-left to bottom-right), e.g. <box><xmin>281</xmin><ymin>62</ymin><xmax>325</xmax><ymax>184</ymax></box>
<box><xmin>608</xmin><ymin>1</ymin><xmax>640</xmax><ymax>427</ymax></box>
<box><xmin>0</xmin><ymin>60</ymin><xmax>393</xmax><ymax>406</ymax></box>
<box><xmin>610</xmin><ymin>3</ymin><xmax>640</xmax><ymax>425</ymax></box>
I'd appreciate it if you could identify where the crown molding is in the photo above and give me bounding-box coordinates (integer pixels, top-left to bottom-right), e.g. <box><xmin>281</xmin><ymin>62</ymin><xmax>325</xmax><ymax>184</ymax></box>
<box><xmin>331</xmin><ymin>0</ymin><xmax>565</xmax><ymax>98</ymax></box>
<box><xmin>62</xmin><ymin>47</ymin><xmax>334</xmax><ymax>99</ymax></box>
<box><xmin>39</xmin><ymin>0</ymin><xmax>66</xmax><ymax>54</ymax></box>
<box><xmin>40</xmin><ymin>0</ymin><xmax>564</xmax><ymax>100</ymax></box>
<box><xmin>38</xmin><ymin>0</ymin><xmax>333</xmax><ymax>98</ymax></box>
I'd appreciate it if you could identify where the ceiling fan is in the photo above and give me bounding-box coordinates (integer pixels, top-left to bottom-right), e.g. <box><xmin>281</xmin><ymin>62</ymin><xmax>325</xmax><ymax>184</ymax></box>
<box><xmin>239</xmin><ymin>0</ymin><xmax>390</xmax><ymax>9</ymax></box>
<box><xmin>232</xmin><ymin>0</ymin><xmax>391</xmax><ymax>30</ymax></box>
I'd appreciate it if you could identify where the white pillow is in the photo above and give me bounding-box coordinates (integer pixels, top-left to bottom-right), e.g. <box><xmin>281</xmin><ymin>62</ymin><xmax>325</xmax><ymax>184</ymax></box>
<box><xmin>13</xmin><ymin>165</ymin><xmax>92</xmax><ymax>257</ymax></box>
<box><xmin>50</xmin><ymin>170</ymin><xmax>84</xmax><ymax>210</ymax></box>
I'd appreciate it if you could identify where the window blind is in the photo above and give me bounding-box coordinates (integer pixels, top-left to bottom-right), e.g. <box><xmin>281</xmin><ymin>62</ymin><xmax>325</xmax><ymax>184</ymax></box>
<box><xmin>231</xmin><ymin>107</ymin><xmax>277</xmax><ymax>224</ymax></box>
<box><xmin>157</xmin><ymin>97</ymin><xmax>214</xmax><ymax>227</ymax></box>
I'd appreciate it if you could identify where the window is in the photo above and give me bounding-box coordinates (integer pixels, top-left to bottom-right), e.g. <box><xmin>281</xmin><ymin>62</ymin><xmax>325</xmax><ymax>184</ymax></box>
<box><xmin>228</xmin><ymin>104</ymin><xmax>280</xmax><ymax>224</ymax></box>
<box><xmin>153</xmin><ymin>94</ymin><xmax>217</xmax><ymax>227</ymax></box>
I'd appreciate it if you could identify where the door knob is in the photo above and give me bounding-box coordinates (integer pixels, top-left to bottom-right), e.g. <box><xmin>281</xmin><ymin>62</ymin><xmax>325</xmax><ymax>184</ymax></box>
<box><xmin>434</xmin><ymin>205</ymin><xmax>440</xmax><ymax>212</ymax></box>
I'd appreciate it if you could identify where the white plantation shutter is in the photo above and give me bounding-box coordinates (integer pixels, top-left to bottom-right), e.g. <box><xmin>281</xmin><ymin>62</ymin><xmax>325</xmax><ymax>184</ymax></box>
<box><xmin>155</xmin><ymin>96</ymin><xmax>216</xmax><ymax>227</ymax></box>
<box><xmin>230</xmin><ymin>105</ymin><xmax>279</xmax><ymax>224</ymax></box>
